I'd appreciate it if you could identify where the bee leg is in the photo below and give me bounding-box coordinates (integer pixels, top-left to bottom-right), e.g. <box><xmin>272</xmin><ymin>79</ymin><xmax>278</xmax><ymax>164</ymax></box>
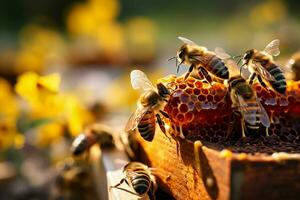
<box><xmin>199</xmin><ymin>67</ymin><xmax>212</xmax><ymax>84</ymax></box>
<box><xmin>155</xmin><ymin>114</ymin><xmax>171</xmax><ymax>141</ymax></box>
<box><xmin>249</xmin><ymin>73</ymin><xmax>256</xmax><ymax>85</ymax></box>
<box><xmin>184</xmin><ymin>64</ymin><xmax>195</xmax><ymax>80</ymax></box>
<box><xmin>110</xmin><ymin>179</ymin><xmax>142</xmax><ymax>197</ymax></box>
<box><xmin>266</xmin><ymin>127</ymin><xmax>269</xmax><ymax>137</ymax></box>
<box><xmin>257</xmin><ymin>75</ymin><xmax>267</xmax><ymax>88</ymax></box>
<box><xmin>179</xmin><ymin>125</ymin><xmax>185</xmax><ymax>139</ymax></box>
<box><xmin>159</xmin><ymin>110</ymin><xmax>170</xmax><ymax>119</ymax></box>
<box><xmin>232</xmin><ymin>110</ymin><xmax>246</xmax><ymax>138</ymax></box>
<box><xmin>110</xmin><ymin>178</ymin><xmax>126</xmax><ymax>189</ymax></box>
<box><xmin>241</xmin><ymin>120</ymin><xmax>246</xmax><ymax>138</ymax></box>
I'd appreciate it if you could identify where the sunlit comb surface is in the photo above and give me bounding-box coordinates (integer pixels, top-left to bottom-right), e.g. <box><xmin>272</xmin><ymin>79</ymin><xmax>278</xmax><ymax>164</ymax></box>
<box><xmin>163</xmin><ymin>76</ymin><xmax>300</xmax><ymax>154</ymax></box>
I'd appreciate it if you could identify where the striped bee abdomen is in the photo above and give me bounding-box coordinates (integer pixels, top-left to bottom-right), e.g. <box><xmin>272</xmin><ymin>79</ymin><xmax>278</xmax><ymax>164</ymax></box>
<box><xmin>267</xmin><ymin>63</ymin><xmax>286</xmax><ymax>94</ymax></box>
<box><xmin>130</xmin><ymin>170</ymin><xmax>151</xmax><ymax>195</ymax></box>
<box><xmin>138</xmin><ymin>111</ymin><xmax>156</xmax><ymax>141</ymax></box>
<box><xmin>206</xmin><ymin>56</ymin><xmax>229</xmax><ymax>79</ymax></box>
<box><xmin>243</xmin><ymin>101</ymin><xmax>261</xmax><ymax>132</ymax></box>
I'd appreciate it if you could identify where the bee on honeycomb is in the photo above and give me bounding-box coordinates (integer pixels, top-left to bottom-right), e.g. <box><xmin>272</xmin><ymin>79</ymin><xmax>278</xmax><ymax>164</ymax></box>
<box><xmin>162</xmin><ymin>75</ymin><xmax>300</xmax><ymax>153</ymax></box>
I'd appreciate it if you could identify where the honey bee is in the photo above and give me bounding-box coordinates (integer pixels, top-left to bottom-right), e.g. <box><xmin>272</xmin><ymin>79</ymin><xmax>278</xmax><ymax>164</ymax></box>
<box><xmin>173</xmin><ymin>37</ymin><xmax>229</xmax><ymax>82</ymax></box>
<box><xmin>110</xmin><ymin>162</ymin><xmax>157</xmax><ymax>200</ymax></box>
<box><xmin>228</xmin><ymin>76</ymin><xmax>270</xmax><ymax>137</ymax></box>
<box><xmin>52</xmin><ymin>159</ymin><xmax>94</xmax><ymax>200</ymax></box>
<box><xmin>286</xmin><ymin>51</ymin><xmax>300</xmax><ymax>81</ymax></box>
<box><xmin>71</xmin><ymin>123</ymin><xmax>115</xmax><ymax>157</ymax></box>
<box><xmin>125</xmin><ymin>70</ymin><xmax>171</xmax><ymax>142</ymax></box>
<box><xmin>240</xmin><ymin>39</ymin><xmax>287</xmax><ymax>94</ymax></box>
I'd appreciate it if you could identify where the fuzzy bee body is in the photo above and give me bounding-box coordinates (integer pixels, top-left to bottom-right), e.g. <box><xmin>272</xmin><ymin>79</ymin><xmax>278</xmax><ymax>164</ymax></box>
<box><xmin>110</xmin><ymin>162</ymin><xmax>157</xmax><ymax>200</ymax></box>
<box><xmin>228</xmin><ymin>76</ymin><xmax>270</xmax><ymax>137</ymax></box>
<box><xmin>71</xmin><ymin>124</ymin><xmax>114</xmax><ymax>156</ymax></box>
<box><xmin>242</xmin><ymin>39</ymin><xmax>287</xmax><ymax>95</ymax></box>
<box><xmin>205</xmin><ymin>55</ymin><xmax>230</xmax><ymax>79</ymax></box>
<box><xmin>175</xmin><ymin>37</ymin><xmax>229</xmax><ymax>82</ymax></box>
<box><xmin>126</xmin><ymin>70</ymin><xmax>171</xmax><ymax>142</ymax></box>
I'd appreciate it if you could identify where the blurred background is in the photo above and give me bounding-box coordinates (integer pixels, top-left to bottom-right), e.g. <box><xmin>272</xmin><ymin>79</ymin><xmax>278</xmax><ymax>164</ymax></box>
<box><xmin>0</xmin><ymin>0</ymin><xmax>299</xmax><ymax>199</ymax></box>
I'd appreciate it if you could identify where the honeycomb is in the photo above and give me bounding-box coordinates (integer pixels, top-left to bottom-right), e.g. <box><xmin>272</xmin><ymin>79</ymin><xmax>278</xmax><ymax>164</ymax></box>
<box><xmin>164</xmin><ymin>77</ymin><xmax>300</xmax><ymax>154</ymax></box>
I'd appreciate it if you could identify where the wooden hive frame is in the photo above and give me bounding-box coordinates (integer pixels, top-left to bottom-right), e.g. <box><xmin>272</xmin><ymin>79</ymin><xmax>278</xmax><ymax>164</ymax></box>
<box><xmin>133</xmin><ymin>129</ymin><xmax>300</xmax><ymax>200</ymax></box>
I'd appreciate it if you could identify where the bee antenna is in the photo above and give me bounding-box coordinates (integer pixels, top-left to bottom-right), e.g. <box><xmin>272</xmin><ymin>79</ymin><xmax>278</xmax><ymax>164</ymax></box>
<box><xmin>167</xmin><ymin>56</ymin><xmax>177</xmax><ymax>61</ymax></box>
<box><xmin>239</xmin><ymin>63</ymin><xmax>246</xmax><ymax>75</ymax></box>
<box><xmin>232</xmin><ymin>54</ymin><xmax>242</xmax><ymax>59</ymax></box>
<box><xmin>176</xmin><ymin>61</ymin><xmax>183</xmax><ymax>73</ymax></box>
<box><xmin>237</xmin><ymin>57</ymin><xmax>243</xmax><ymax>66</ymax></box>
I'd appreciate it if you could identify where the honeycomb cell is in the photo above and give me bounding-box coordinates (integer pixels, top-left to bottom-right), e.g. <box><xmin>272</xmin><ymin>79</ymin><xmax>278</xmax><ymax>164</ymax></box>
<box><xmin>176</xmin><ymin>113</ymin><xmax>184</xmax><ymax>122</ymax></box>
<box><xmin>185</xmin><ymin>88</ymin><xmax>193</xmax><ymax>94</ymax></box>
<box><xmin>194</xmin><ymin>88</ymin><xmax>201</xmax><ymax>95</ymax></box>
<box><xmin>180</xmin><ymin>93</ymin><xmax>190</xmax><ymax>103</ymax></box>
<box><xmin>179</xmin><ymin>84</ymin><xmax>186</xmax><ymax>89</ymax></box>
<box><xmin>195</xmin><ymin>81</ymin><xmax>202</xmax><ymax>88</ymax></box>
<box><xmin>185</xmin><ymin>112</ymin><xmax>194</xmax><ymax>123</ymax></box>
<box><xmin>207</xmin><ymin>95</ymin><xmax>213</xmax><ymax>102</ymax></box>
<box><xmin>179</xmin><ymin>104</ymin><xmax>188</xmax><ymax>113</ymax></box>
<box><xmin>202</xmin><ymin>89</ymin><xmax>209</xmax><ymax>95</ymax></box>
<box><xmin>198</xmin><ymin>94</ymin><xmax>206</xmax><ymax>102</ymax></box>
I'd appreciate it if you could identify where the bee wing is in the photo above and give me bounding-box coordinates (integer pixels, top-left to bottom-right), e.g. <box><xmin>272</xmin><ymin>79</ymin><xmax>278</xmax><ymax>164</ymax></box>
<box><xmin>214</xmin><ymin>47</ymin><xmax>232</xmax><ymax>60</ymax></box>
<box><xmin>178</xmin><ymin>36</ymin><xmax>197</xmax><ymax>45</ymax></box>
<box><xmin>125</xmin><ymin>106</ymin><xmax>150</xmax><ymax>132</ymax></box>
<box><xmin>263</xmin><ymin>39</ymin><xmax>280</xmax><ymax>57</ymax></box>
<box><xmin>281</xmin><ymin>60</ymin><xmax>294</xmax><ymax>73</ymax></box>
<box><xmin>130</xmin><ymin>70</ymin><xmax>156</xmax><ymax>91</ymax></box>
<box><xmin>255</xmin><ymin>64</ymin><xmax>276</xmax><ymax>81</ymax></box>
<box><xmin>237</xmin><ymin>95</ymin><xmax>258</xmax><ymax>126</ymax></box>
<box><xmin>258</xmin><ymin>102</ymin><xmax>270</xmax><ymax>128</ymax></box>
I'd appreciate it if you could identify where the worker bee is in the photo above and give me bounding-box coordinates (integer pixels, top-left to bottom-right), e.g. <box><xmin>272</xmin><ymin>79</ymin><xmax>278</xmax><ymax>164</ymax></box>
<box><xmin>286</xmin><ymin>51</ymin><xmax>300</xmax><ymax>81</ymax></box>
<box><xmin>51</xmin><ymin>159</ymin><xmax>94</xmax><ymax>200</ymax></box>
<box><xmin>240</xmin><ymin>39</ymin><xmax>287</xmax><ymax>94</ymax></box>
<box><xmin>125</xmin><ymin>70</ymin><xmax>171</xmax><ymax>142</ymax></box>
<box><xmin>71</xmin><ymin>123</ymin><xmax>115</xmax><ymax>157</ymax></box>
<box><xmin>110</xmin><ymin>162</ymin><xmax>157</xmax><ymax>200</ymax></box>
<box><xmin>172</xmin><ymin>37</ymin><xmax>229</xmax><ymax>82</ymax></box>
<box><xmin>228</xmin><ymin>76</ymin><xmax>270</xmax><ymax>137</ymax></box>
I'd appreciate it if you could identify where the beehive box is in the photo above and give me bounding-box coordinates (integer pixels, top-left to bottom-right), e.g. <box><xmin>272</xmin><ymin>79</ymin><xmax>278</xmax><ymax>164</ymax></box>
<box><xmin>132</xmin><ymin>78</ymin><xmax>300</xmax><ymax>200</ymax></box>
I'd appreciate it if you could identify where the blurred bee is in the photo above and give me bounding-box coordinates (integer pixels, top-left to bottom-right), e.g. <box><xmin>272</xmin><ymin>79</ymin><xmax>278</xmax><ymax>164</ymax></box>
<box><xmin>71</xmin><ymin>123</ymin><xmax>115</xmax><ymax>157</ymax></box>
<box><xmin>171</xmin><ymin>37</ymin><xmax>229</xmax><ymax>82</ymax></box>
<box><xmin>228</xmin><ymin>76</ymin><xmax>270</xmax><ymax>137</ymax></box>
<box><xmin>51</xmin><ymin>159</ymin><xmax>94</xmax><ymax>200</ymax></box>
<box><xmin>240</xmin><ymin>39</ymin><xmax>287</xmax><ymax>94</ymax></box>
<box><xmin>110</xmin><ymin>162</ymin><xmax>157</xmax><ymax>200</ymax></box>
<box><xmin>286</xmin><ymin>51</ymin><xmax>300</xmax><ymax>81</ymax></box>
<box><xmin>125</xmin><ymin>70</ymin><xmax>171</xmax><ymax>142</ymax></box>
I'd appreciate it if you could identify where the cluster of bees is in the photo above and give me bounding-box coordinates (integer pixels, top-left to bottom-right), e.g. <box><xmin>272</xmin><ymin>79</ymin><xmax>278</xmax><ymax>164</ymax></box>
<box><xmin>55</xmin><ymin>37</ymin><xmax>299</xmax><ymax>200</ymax></box>
<box><xmin>52</xmin><ymin>124</ymin><xmax>157</xmax><ymax>200</ymax></box>
<box><xmin>126</xmin><ymin>37</ymin><xmax>294</xmax><ymax>141</ymax></box>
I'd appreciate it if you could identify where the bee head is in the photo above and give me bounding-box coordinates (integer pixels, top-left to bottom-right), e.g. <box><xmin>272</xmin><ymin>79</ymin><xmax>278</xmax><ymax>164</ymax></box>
<box><xmin>156</xmin><ymin>83</ymin><xmax>170</xmax><ymax>98</ymax></box>
<box><xmin>244</xmin><ymin>49</ymin><xmax>255</xmax><ymax>61</ymax></box>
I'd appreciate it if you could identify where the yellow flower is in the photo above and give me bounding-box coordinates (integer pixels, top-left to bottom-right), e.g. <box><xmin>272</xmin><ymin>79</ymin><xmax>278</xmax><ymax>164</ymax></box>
<box><xmin>0</xmin><ymin>118</ymin><xmax>23</xmax><ymax>149</ymax></box>
<box><xmin>14</xmin><ymin>24</ymin><xmax>65</xmax><ymax>73</ymax></box>
<box><xmin>35</xmin><ymin>122</ymin><xmax>65</xmax><ymax>147</ymax></box>
<box><xmin>125</xmin><ymin>17</ymin><xmax>156</xmax><ymax>60</ymax></box>
<box><xmin>15</xmin><ymin>72</ymin><xmax>61</xmax><ymax>106</ymax></box>
<box><xmin>249</xmin><ymin>0</ymin><xmax>286</xmax><ymax>28</ymax></box>
<box><xmin>0</xmin><ymin>78</ymin><xmax>23</xmax><ymax>150</ymax></box>
<box><xmin>0</xmin><ymin>78</ymin><xmax>19</xmax><ymax>119</ymax></box>
<box><xmin>67</xmin><ymin>0</ymin><xmax>120</xmax><ymax>36</ymax></box>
